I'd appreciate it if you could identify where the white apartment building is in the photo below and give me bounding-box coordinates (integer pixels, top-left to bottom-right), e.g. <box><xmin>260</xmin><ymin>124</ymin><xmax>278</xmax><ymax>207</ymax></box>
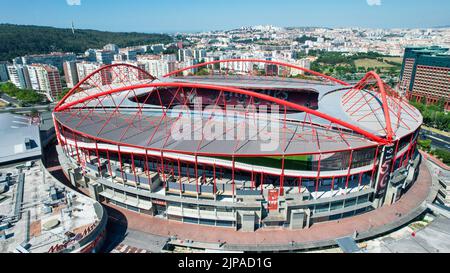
<box><xmin>76</xmin><ymin>62</ymin><xmax>102</xmax><ymax>86</ymax></box>
<box><xmin>141</xmin><ymin>59</ymin><xmax>173</xmax><ymax>78</ymax></box>
<box><xmin>290</xmin><ymin>58</ymin><xmax>311</xmax><ymax>76</ymax></box>
<box><xmin>136</xmin><ymin>56</ymin><xmax>178</xmax><ymax>78</ymax></box>
<box><xmin>177</xmin><ymin>49</ymin><xmax>193</xmax><ymax>62</ymax></box>
<box><xmin>63</xmin><ymin>61</ymin><xmax>80</xmax><ymax>88</ymax></box>
<box><xmin>26</xmin><ymin>65</ymin><xmax>41</xmax><ymax>90</ymax></box>
<box><xmin>104</xmin><ymin>44</ymin><xmax>119</xmax><ymax>54</ymax></box>
<box><xmin>27</xmin><ymin>64</ymin><xmax>62</xmax><ymax>102</ymax></box>
<box><xmin>95</xmin><ymin>50</ymin><xmax>114</xmax><ymax>65</ymax></box>
<box><xmin>111</xmin><ymin>60</ymin><xmax>148</xmax><ymax>83</ymax></box>
<box><xmin>7</xmin><ymin>64</ymin><xmax>30</xmax><ymax>89</ymax></box>
<box><xmin>0</xmin><ymin>62</ymin><xmax>9</xmax><ymax>82</ymax></box>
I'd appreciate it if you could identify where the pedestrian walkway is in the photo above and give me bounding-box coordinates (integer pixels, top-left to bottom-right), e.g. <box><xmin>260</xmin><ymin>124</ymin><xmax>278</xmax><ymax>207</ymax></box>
<box><xmin>367</xmin><ymin>216</ymin><xmax>450</xmax><ymax>253</ymax></box>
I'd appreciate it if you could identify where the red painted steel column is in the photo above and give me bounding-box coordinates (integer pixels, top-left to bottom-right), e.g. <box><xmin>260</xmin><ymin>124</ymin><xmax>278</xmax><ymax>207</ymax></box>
<box><xmin>391</xmin><ymin>140</ymin><xmax>400</xmax><ymax>173</ymax></box>
<box><xmin>131</xmin><ymin>152</ymin><xmax>137</xmax><ymax>183</ymax></box>
<box><xmin>160</xmin><ymin>151</ymin><xmax>166</xmax><ymax>189</ymax></box>
<box><xmin>178</xmin><ymin>158</ymin><xmax>182</xmax><ymax>193</ymax></box>
<box><xmin>370</xmin><ymin>146</ymin><xmax>380</xmax><ymax>187</ymax></box>
<box><xmin>232</xmin><ymin>157</ymin><xmax>236</xmax><ymax>200</ymax></box>
<box><xmin>260</xmin><ymin>172</ymin><xmax>264</xmax><ymax>194</ymax></box>
<box><xmin>144</xmin><ymin>150</ymin><xmax>149</xmax><ymax>175</ymax></box>
<box><xmin>145</xmin><ymin>150</ymin><xmax>151</xmax><ymax>188</ymax></box>
<box><xmin>117</xmin><ymin>145</ymin><xmax>125</xmax><ymax>182</ymax></box>
<box><xmin>195</xmin><ymin>155</ymin><xmax>199</xmax><ymax>195</ymax></box>
<box><xmin>95</xmin><ymin>142</ymin><xmax>101</xmax><ymax>174</ymax></box>
<box><xmin>280</xmin><ymin>155</ymin><xmax>285</xmax><ymax>196</ymax></box>
<box><xmin>345</xmin><ymin>150</ymin><xmax>354</xmax><ymax>190</ymax></box>
<box><xmin>405</xmin><ymin>134</ymin><xmax>415</xmax><ymax>164</ymax></box>
<box><xmin>86</xmin><ymin>149</ymin><xmax>91</xmax><ymax>163</ymax></box>
<box><xmin>213</xmin><ymin>162</ymin><xmax>217</xmax><ymax>196</ymax></box>
<box><xmin>186</xmin><ymin>163</ymin><xmax>190</xmax><ymax>183</ymax></box>
<box><xmin>315</xmin><ymin>154</ymin><xmax>322</xmax><ymax>193</ymax></box>
<box><xmin>251</xmin><ymin>170</ymin><xmax>254</xmax><ymax>190</ymax></box>
<box><xmin>106</xmin><ymin>149</ymin><xmax>113</xmax><ymax>178</ymax></box>
<box><xmin>298</xmin><ymin>177</ymin><xmax>302</xmax><ymax>193</ymax></box>
<box><xmin>73</xmin><ymin>133</ymin><xmax>81</xmax><ymax>163</ymax></box>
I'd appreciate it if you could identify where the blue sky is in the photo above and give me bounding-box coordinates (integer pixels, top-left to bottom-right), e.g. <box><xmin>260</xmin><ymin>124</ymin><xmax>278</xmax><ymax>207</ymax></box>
<box><xmin>0</xmin><ymin>0</ymin><xmax>449</xmax><ymax>33</ymax></box>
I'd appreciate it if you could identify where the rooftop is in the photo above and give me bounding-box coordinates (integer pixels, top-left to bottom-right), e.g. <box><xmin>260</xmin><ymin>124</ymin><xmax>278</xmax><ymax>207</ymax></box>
<box><xmin>0</xmin><ymin>161</ymin><xmax>101</xmax><ymax>253</ymax></box>
<box><xmin>0</xmin><ymin>113</ymin><xmax>42</xmax><ymax>165</ymax></box>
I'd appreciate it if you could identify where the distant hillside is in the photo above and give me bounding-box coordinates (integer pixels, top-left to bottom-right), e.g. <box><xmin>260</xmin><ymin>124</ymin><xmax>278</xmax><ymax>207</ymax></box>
<box><xmin>0</xmin><ymin>24</ymin><xmax>173</xmax><ymax>61</ymax></box>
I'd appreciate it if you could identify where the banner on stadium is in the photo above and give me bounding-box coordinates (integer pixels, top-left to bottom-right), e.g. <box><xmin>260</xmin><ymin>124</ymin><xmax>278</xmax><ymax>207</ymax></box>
<box><xmin>268</xmin><ymin>189</ymin><xmax>279</xmax><ymax>211</ymax></box>
<box><xmin>375</xmin><ymin>143</ymin><xmax>396</xmax><ymax>197</ymax></box>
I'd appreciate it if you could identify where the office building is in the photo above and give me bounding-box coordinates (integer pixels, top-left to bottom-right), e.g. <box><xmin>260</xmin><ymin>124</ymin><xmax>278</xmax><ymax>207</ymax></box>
<box><xmin>400</xmin><ymin>46</ymin><xmax>450</xmax><ymax>110</ymax></box>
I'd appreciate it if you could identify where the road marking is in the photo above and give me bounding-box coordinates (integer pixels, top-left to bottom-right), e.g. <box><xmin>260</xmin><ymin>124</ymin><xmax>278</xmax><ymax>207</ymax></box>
<box><xmin>425</xmin><ymin>134</ymin><xmax>450</xmax><ymax>145</ymax></box>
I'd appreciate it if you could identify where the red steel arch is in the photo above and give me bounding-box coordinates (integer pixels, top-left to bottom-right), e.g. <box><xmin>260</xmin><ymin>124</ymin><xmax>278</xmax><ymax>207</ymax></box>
<box><xmin>55</xmin><ymin>62</ymin><xmax>411</xmax><ymax>144</ymax></box>
<box><xmin>342</xmin><ymin>71</ymin><xmax>400</xmax><ymax>142</ymax></box>
<box><xmin>56</xmin><ymin>63</ymin><xmax>156</xmax><ymax>109</ymax></box>
<box><xmin>55</xmin><ymin>81</ymin><xmax>388</xmax><ymax>145</ymax></box>
<box><xmin>163</xmin><ymin>58</ymin><xmax>350</xmax><ymax>86</ymax></box>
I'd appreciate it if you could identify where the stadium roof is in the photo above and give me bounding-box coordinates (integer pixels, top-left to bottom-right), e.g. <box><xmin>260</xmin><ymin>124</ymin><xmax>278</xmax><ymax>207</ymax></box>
<box><xmin>54</xmin><ymin>61</ymin><xmax>423</xmax><ymax>156</ymax></box>
<box><xmin>54</xmin><ymin>108</ymin><xmax>377</xmax><ymax>157</ymax></box>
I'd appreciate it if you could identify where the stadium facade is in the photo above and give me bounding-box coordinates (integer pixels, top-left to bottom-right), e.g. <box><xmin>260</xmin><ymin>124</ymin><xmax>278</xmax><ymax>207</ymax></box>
<box><xmin>53</xmin><ymin>60</ymin><xmax>423</xmax><ymax>231</ymax></box>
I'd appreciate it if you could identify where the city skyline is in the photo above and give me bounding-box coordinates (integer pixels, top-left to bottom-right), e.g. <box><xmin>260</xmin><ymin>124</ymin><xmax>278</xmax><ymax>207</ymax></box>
<box><xmin>0</xmin><ymin>0</ymin><xmax>449</xmax><ymax>33</ymax></box>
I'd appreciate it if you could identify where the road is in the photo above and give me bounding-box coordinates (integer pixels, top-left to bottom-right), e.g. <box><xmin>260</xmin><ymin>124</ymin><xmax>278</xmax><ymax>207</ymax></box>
<box><xmin>420</xmin><ymin>128</ymin><xmax>450</xmax><ymax>151</ymax></box>
<box><xmin>0</xmin><ymin>93</ymin><xmax>20</xmax><ymax>106</ymax></box>
<box><xmin>0</xmin><ymin>103</ymin><xmax>56</xmax><ymax>114</ymax></box>
<box><xmin>101</xmin><ymin>206</ymin><xmax>169</xmax><ymax>253</ymax></box>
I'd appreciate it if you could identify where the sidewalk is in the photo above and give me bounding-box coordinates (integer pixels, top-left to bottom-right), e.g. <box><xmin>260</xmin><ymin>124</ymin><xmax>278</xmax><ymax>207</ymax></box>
<box><xmin>420</xmin><ymin>150</ymin><xmax>450</xmax><ymax>171</ymax></box>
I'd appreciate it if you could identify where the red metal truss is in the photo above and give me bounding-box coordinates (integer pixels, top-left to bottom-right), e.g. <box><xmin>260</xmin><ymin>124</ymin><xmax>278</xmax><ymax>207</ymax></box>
<box><xmin>162</xmin><ymin>58</ymin><xmax>350</xmax><ymax>86</ymax></box>
<box><xmin>56</xmin><ymin>63</ymin><xmax>156</xmax><ymax>110</ymax></box>
<box><xmin>341</xmin><ymin>71</ymin><xmax>420</xmax><ymax>142</ymax></box>
<box><xmin>53</xmin><ymin>62</ymin><xmax>425</xmax><ymax>198</ymax></box>
<box><xmin>55</xmin><ymin>81</ymin><xmax>390</xmax><ymax>146</ymax></box>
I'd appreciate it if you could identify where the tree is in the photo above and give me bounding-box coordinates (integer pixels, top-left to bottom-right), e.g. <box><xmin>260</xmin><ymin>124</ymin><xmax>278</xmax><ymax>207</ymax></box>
<box><xmin>57</xmin><ymin>88</ymin><xmax>71</xmax><ymax>101</ymax></box>
<box><xmin>434</xmin><ymin>149</ymin><xmax>450</xmax><ymax>165</ymax></box>
<box><xmin>0</xmin><ymin>82</ymin><xmax>45</xmax><ymax>105</ymax></box>
<box><xmin>417</xmin><ymin>139</ymin><xmax>432</xmax><ymax>151</ymax></box>
<box><xmin>195</xmin><ymin>68</ymin><xmax>210</xmax><ymax>76</ymax></box>
<box><xmin>0</xmin><ymin>24</ymin><xmax>173</xmax><ymax>61</ymax></box>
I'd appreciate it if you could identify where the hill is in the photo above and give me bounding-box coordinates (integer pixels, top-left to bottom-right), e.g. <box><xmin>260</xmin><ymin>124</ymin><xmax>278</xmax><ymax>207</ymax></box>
<box><xmin>0</xmin><ymin>24</ymin><xmax>173</xmax><ymax>61</ymax></box>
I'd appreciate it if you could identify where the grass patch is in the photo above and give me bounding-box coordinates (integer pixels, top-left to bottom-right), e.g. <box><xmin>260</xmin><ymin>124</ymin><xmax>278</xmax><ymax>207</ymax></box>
<box><xmin>213</xmin><ymin>155</ymin><xmax>313</xmax><ymax>171</ymax></box>
<box><xmin>354</xmin><ymin>58</ymin><xmax>394</xmax><ymax>69</ymax></box>
<box><xmin>0</xmin><ymin>100</ymin><xmax>7</xmax><ymax>108</ymax></box>
<box><xmin>383</xmin><ymin>57</ymin><xmax>403</xmax><ymax>64</ymax></box>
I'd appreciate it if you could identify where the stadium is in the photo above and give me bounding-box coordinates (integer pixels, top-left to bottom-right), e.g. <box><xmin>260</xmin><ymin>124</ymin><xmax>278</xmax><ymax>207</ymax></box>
<box><xmin>53</xmin><ymin>59</ymin><xmax>423</xmax><ymax>233</ymax></box>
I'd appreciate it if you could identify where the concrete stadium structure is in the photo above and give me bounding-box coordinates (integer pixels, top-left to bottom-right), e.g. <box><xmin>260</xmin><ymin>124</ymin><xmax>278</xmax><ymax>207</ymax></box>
<box><xmin>53</xmin><ymin>60</ymin><xmax>423</xmax><ymax>234</ymax></box>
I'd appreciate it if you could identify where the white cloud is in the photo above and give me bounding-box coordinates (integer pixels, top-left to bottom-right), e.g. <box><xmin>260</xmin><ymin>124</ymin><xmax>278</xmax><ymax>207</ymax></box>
<box><xmin>66</xmin><ymin>0</ymin><xmax>81</xmax><ymax>6</ymax></box>
<box><xmin>367</xmin><ymin>0</ymin><xmax>382</xmax><ymax>6</ymax></box>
